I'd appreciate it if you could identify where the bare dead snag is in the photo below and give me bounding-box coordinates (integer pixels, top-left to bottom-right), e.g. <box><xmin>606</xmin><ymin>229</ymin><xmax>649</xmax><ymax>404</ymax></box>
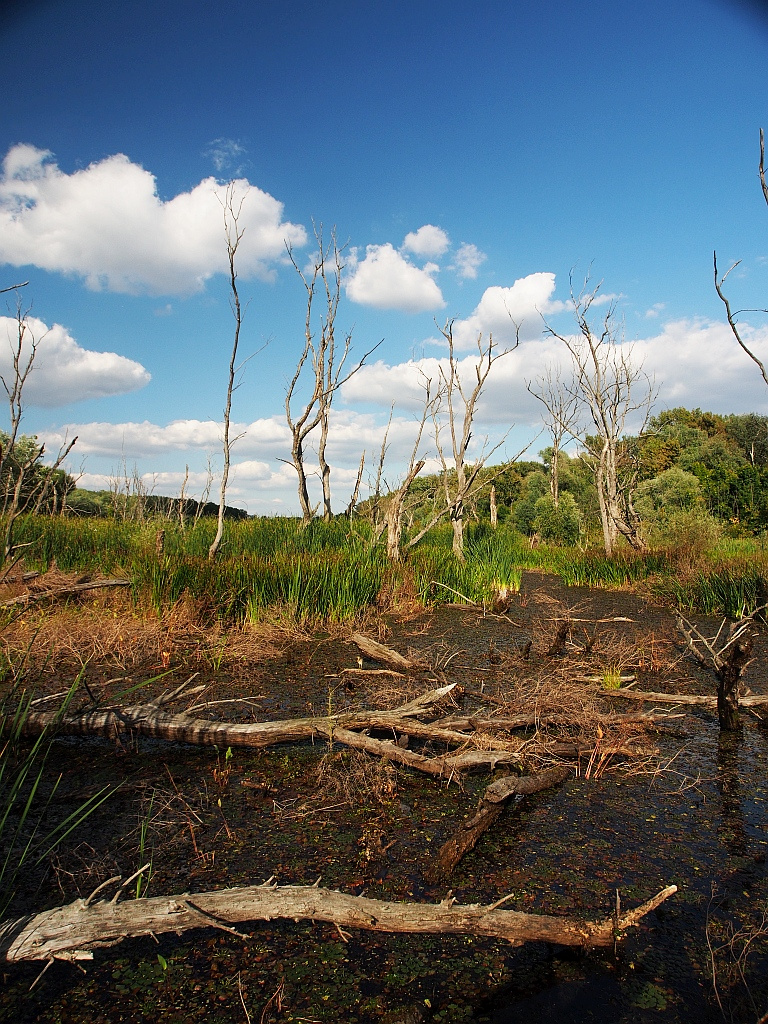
<box><xmin>675</xmin><ymin>612</ymin><xmax>761</xmax><ymax>731</ymax></box>
<box><xmin>429</xmin><ymin>766</ymin><xmax>570</xmax><ymax>881</ymax></box>
<box><xmin>0</xmin><ymin>880</ymin><xmax>678</xmax><ymax>963</ymax></box>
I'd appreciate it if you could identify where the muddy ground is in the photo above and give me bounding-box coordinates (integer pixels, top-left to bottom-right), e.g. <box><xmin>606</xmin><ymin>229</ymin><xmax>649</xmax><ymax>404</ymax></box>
<box><xmin>2</xmin><ymin>570</ymin><xmax>768</xmax><ymax>1024</ymax></box>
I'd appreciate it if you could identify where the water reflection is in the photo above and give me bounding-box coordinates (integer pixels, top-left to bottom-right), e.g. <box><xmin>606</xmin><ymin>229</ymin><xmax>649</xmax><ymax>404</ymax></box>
<box><xmin>716</xmin><ymin>732</ymin><xmax>748</xmax><ymax>856</ymax></box>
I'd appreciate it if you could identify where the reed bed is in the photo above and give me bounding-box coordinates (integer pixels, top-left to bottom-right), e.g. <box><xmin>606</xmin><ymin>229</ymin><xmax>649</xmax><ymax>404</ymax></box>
<box><xmin>6</xmin><ymin>514</ymin><xmax>768</xmax><ymax>622</ymax></box>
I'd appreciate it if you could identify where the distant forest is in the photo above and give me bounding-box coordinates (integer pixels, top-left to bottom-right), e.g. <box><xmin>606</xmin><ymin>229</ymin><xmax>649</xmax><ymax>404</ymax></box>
<box><xmin>15</xmin><ymin>406</ymin><xmax>768</xmax><ymax>544</ymax></box>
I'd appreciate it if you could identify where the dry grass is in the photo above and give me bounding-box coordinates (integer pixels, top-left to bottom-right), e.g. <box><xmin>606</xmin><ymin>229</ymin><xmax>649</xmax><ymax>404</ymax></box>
<box><xmin>314</xmin><ymin>748</ymin><xmax>399</xmax><ymax>807</ymax></box>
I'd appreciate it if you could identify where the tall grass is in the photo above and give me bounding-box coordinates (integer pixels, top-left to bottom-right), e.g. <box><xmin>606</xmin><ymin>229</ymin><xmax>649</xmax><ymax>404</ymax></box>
<box><xmin>7</xmin><ymin>513</ymin><xmax>768</xmax><ymax>620</ymax></box>
<box><xmin>0</xmin><ymin>675</ymin><xmax>114</xmax><ymax>915</ymax></box>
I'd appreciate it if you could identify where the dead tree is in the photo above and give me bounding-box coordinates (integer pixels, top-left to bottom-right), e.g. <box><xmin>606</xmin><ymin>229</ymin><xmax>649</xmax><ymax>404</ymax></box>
<box><xmin>209</xmin><ymin>184</ymin><xmax>248</xmax><ymax>561</ymax></box>
<box><xmin>381</xmin><ymin>379</ymin><xmax>439</xmax><ymax>562</ymax></box>
<box><xmin>1</xmin><ymin>291</ymin><xmax>76</xmax><ymax>562</ymax></box>
<box><xmin>714</xmin><ymin>128</ymin><xmax>768</xmax><ymax>387</ymax></box>
<box><xmin>285</xmin><ymin>227</ymin><xmax>379</xmax><ymax>523</ymax></box>
<box><xmin>547</xmin><ymin>281</ymin><xmax>656</xmax><ymax>555</ymax></box>
<box><xmin>676</xmin><ymin>611</ymin><xmax>760</xmax><ymax>731</ymax></box>
<box><xmin>0</xmin><ymin>880</ymin><xmax>677</xmax><ymax>963</ymax></box>
<box><xmin>527</xmin><ymin>361</ymin><xmax>578</xmax><ymax>506</ymax></box>
<box><xmin>429</xmin><ymin>323</ymin><xmax>517</xmax><ymax>561</ymax></box>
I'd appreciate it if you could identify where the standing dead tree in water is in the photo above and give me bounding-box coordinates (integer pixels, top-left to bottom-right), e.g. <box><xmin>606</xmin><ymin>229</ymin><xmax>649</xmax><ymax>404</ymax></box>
<box><xmin>714</xmin><ymin>128</ymin><xmax>768</xmax><ymax>387</ymax></box>
<box><xmin>676</xmin><ymin>611</ymin><xmax>761</xmax><ymax>731</ymax></box>
<box><xmin>209</xmin><ymin>184</ymin><xmax>250</xmax><ymax>561</ymax></box>
<box><xmin>527</xmin><ymin>361</ymin><xmax>578</xmax><ymax>507</ymax></box>
<box><xmin>1</xmin><ymin>289</ymin><xmax>76</xmax><ymax>563</ymax></box>
<box><xmin>285</xmin><ymin>227</ymin><xmax>379</xmax><ymax>523</ymax></box>
<box><xmin>547</xmin><ymin>281</ymin><xmax>656</xmax><ymax>555</ymax></box>
<box><xmin>431</xmin><ymin>323</ymin><xmax>517</xmax><ymax>561</ymax></box>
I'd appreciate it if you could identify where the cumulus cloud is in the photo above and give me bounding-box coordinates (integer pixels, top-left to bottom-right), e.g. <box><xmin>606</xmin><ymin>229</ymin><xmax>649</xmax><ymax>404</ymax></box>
<box><xmin>42</xmin><ymin>415</ymin><xmax>290</xmax><ymax>457</ymax></box>
<box><xmin>445</xmin><ymin>272</ymin><xmax>566</xmax><ymax>349</ymax></box>
<box><xmin>402</xmin><ymin>224</ymin><xmax>450</xmax><ymax>258</ymax></box>
<box><xmin>0</xmin><ymin>144</ymin><xmax>307</xmax><ymax>295</ymax></box>
<box><xmin>0</xmin><ymin>315</ymin><xmax>150</xmax><ymax>406</ymax></box>
<box><xmin>345</xmin><ymin>243</ymin><xmax>445</xmax><ymax>313</ymax></box>
<box><xmin>451</xmin><ymin>243</ymin><xmax>487</xmax><ymax>280</ymax></box>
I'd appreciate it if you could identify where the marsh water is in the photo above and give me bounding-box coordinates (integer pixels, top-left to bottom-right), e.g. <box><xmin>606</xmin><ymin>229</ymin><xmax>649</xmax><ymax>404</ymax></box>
<box><xmin>2</xmin><ymin>573</ymin><xmax>768</xmax><ymax>1024</ymax></box>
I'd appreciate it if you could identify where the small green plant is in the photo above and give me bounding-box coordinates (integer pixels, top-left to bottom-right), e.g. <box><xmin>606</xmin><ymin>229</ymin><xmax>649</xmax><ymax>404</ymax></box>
<box><xmin>135</xmin><ymin>788</ymin><xmax>155</xmax><ymax>898</ymax></box>
<box><xmin>601</xmin><ymin>666</ymin><xmax>623</xmax><ymax>690</ymax></box>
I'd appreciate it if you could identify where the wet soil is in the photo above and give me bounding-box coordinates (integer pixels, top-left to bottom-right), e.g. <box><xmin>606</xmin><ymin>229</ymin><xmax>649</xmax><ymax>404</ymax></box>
<box><xmin>2</xmin><ymin>571</ymin><xmax>768</xmax><ymax>1024</ymax></box>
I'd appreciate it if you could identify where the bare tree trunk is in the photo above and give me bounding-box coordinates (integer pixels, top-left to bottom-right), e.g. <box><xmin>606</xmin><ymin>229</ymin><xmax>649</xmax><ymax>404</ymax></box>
<box><xmin>433</xmin><ymin>323</ymin><xmax>518</xmax><ymax>562</ymax></box>
<box><xmin>490</xmin><ymin>483</ymin><xmax>498</xmax><ymax>528</ymax></box>
<box><xmin>345</xmin><ymin>450</ymin><xmax>365</xmax><ymax>518</ymax></box>
<box><xmin>285</xmin><ymin>226</ymin><xmax>380</xmax><ymax>524</ymax></box>
<box><xmin>546</xmin><ymin>280</ymin><xmax>655</xmax><ymax>555</ymax></box>
<box><xmin>0</xmin><ymin>291</ymin><xmax>77</xmax><ymax>560</ymax></box>
<box><xmin>209</xmin><ymin>183</ymin><xmax>247</xmax><ymax>561</ymax></box>
<box><xmin>386</xmin><ymin>459</ymin><xmax>426</xmax><ymax>562</ymax></box>
<box><xmin>0</xmin><ymin>881</ymin><xmax>678</xmax><ymax>963</ymax></box>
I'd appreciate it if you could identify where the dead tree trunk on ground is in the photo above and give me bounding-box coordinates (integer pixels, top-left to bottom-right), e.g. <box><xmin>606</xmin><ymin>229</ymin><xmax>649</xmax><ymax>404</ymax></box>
<box><xmin>429</xmin><ymin>766</ymin><xmax>570</xmax><ymax>881</ymax></box>
<box><xmin>0</xmin><ymin>880</ymin><xmax>677</xmax><ymax>963</ymax></box>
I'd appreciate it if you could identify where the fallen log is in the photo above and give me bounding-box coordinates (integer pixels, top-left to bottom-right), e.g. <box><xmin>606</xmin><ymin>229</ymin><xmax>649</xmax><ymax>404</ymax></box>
<box><xmin>429</xmin><ymin>766</ymin><xmax>570</xmax><ymax>880</ymax></box>
<box><xmin>351</xmin><ymin>633</ymin><xmax>426</xmax><ymax>672</ymax></box>
<box><xmin>0</xmin><ymin>577</ymin><xmax>131</xmax><ymax>609</ymax></box>
<box><xmin>0</xmin><ymin>880</ymin><xmax>678</xmax><ymax>963</ymax></box>
<box><xmin>14</xmin><ymin>683</ymin><xmax>457</xmax><ymax>751</ymax></box>
<box><xmin>607</xmin><ymin>688</ymin><xmax>768</xmax><ymax>707</ymax></box>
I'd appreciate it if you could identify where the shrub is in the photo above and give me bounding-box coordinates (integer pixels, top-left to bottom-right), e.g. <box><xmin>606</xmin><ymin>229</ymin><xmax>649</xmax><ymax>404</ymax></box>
<box><xmin>533</xmin><ymin>493</ymin><xmax>583</xmax><ymax>546</ymax></box>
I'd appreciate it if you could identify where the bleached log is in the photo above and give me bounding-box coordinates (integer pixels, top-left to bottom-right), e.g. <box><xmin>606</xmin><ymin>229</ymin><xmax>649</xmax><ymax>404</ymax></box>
<box><xmin>0</xmin><ymin>881</ymin><xmax>678</xmax><ymax>963</ymax></box>
<box><xmin>0</xmin><ymin>577</ymin><xmax>131</xmax><ymax>609</ymax></box>
<box><xmin>607</xmin><ymin>688</ymin><xmax>768</xmax><ymax>706</ymax></box>
<box><xmin>351</xmin><ymin>633</ymin><xmax>426</xmax><ymax>672</ymax></box>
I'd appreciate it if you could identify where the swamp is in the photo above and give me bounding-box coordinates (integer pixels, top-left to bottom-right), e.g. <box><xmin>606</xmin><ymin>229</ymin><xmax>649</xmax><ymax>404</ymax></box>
<box><xmin>1</xmin><ymin>518</ymin><xmax>768</xmax><ymax>1024</ymax></box>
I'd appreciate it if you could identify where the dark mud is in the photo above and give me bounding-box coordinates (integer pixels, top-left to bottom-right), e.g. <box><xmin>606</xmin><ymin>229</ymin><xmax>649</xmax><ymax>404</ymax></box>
<box><xmin>2</xmin><ymin>571</ymin><xmax>768</xmax><ymax>1024</ymax></box>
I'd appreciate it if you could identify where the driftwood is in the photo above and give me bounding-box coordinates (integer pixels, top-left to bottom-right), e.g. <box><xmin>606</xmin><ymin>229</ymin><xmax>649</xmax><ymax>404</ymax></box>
<box><xmin>607</xmin><ymin>688</ymin><xmax>768</xmax><ymax>707</ymax></box>
<box><xmin>0</xmin><ymin>879</ymin><xmax>678</xmax><ymax>963</ymax></box>
<box><xmin>11</xmin><ymin>681</ymin><xmax>524</xmax><ymax>778</ymax></box>
<box><xmin>429</xmin><ymin>766</ymin><xmax>571</xmax><ymax>880</ymax></box>
<box><xmin>351</xmin><ymin>633</ymin><xmax>426</xmax><ymax>672</ymax></box>
<box><xmin>0</xmin><ymin>577</ymin><xmax>131</xmax><ymax>609</ymax></box>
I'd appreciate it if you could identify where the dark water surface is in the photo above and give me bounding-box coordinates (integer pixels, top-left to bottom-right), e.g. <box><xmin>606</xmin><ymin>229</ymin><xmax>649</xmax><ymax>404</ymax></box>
<box><xmin>2</xmin><ymin>582</ymin><xmax>768</xmax><ymax>1024</ymax></box>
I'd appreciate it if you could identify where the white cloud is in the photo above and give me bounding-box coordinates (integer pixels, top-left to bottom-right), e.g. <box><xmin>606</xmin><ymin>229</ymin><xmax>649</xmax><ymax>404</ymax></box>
<box><xmin>42</xmin><ymin>415</ymin><xmax>290</xmax><ymax>457</ymax></box>
<box><xmin>0</xmin><ymin>315</ymin><xmax>150</xmax><ymax>406</ymax></box>
<box><xmin>204</xmin><ymin>138</ymin><xmax>247</xmax><ymax>175</ymax></box>
<box><xmin>447</xmin><ymin>272</ymin><xmax>566</xmax><ymax>349</ymax></box>
<box><xmin>402</xmin><ymin>224</ymin><xmax>450</xmax><ymax>258</ymax></box>
<box><xmin>645</xmin><ymin>303</ymin><xmax>666</xmax><ymax>319</ymax></box>
<box><xmin>452</xmin><ymin>243</ymin><xmax>487</xmax><ymax>280</ymax></box>
<box><xmin>345</xmin><ymin>243</ymin><xmax>445</xmax><ymax>313</ymax></box>
<box><xmin>0</xmin><ymin>144</ymin><xmax>307</xmax><ymax>295</ymax></box>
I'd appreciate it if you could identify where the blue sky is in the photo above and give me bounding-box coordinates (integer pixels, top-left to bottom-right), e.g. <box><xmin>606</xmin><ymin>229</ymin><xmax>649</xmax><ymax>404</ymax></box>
<box><xmin>2</xmin><ymin>0</ymin><xmax>768</xmax><ymax>513</ymax></box>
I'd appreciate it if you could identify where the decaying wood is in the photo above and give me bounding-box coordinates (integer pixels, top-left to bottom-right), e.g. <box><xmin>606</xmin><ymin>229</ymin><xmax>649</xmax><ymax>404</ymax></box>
<box><xmin>0</xmin><ymin>879</ymin><xmax>678</xmax><ymax>963</ymax></box>
<box><xmin>607</xmin><ymin>689</ymin><xmax>768</xmax><ymax>707</ymax></box>
<box><xmin>12</xmin><ymin>682</ymin><xmax>523</xmax><ymax>779</ymax></box>
<box><xmin>0</xmin><ymin>577</ymin><xmax>131</xmax><ymax>609</ymax></box>
<box><xmin>351</xmin><ymin>633</ymin><xmax>426</xmax><ymax>672</ymax></box>
<box><xmin>429</xmin><ymin>767</ymin><xmax>571</xmax><ymax>881</ymax></box>
<box><xmin>676</xmin><ymin>611</ymin><xmax>761</xmax><ymax>730</ymax></box>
